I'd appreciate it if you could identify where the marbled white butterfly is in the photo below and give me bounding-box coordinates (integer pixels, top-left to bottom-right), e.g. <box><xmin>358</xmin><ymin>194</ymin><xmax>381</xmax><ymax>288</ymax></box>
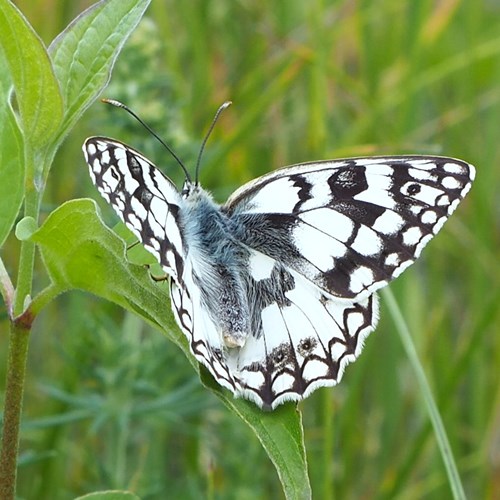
<box><xmin>83</xmin><ymin>104</ymin><xmax>474</xmax><ymax>410</ymax></box>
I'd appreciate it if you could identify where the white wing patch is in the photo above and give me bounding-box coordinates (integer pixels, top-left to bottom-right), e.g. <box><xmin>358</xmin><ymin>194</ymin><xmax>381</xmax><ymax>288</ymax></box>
<box><xmin>83</xmin><ymin>137</ymin><xmax>475</xmax><ymax>410</ymax></box>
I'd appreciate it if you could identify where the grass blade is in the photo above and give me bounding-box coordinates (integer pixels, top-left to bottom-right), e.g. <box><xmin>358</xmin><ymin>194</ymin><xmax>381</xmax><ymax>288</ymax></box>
<box><xmin>382</xmin><ymin>287</ymin><xmax>466</xmax><ymax>500</ymax></box>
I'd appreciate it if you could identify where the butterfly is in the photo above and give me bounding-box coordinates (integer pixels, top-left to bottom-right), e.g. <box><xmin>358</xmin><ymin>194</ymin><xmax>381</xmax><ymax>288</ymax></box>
<box><xmin>83</xmin><ymin>111</ymin><xmax>475</xmax><ymax>410</ymax></box>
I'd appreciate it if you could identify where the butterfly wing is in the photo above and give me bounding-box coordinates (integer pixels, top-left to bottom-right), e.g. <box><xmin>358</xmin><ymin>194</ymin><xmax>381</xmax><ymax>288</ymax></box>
<box><xmin>225</xmin><ymin>156</ymin><xmax>475</xmax><ymax>300</ymax></box>
<box><xmin>83</xmin><ymin>143</ymin><xmax>475</xmax><ymax>410</ymax></box>
<box><xmin>83</xmin><ymin>137</ymin><xmax>186</xmax><ymax>282</ymax></box>
<box><xmin>169</xmin><ymin>260</ymin><xmax>243</xmax><ymax>394</ymax></box>
<box><xmin>221</xmin><ymin>156</ymin><xmax>474</xmax><ymax>408</ymax></box>
<box><xmin>226</xmin><ymin>250</ymin><xmax>378</xmax><ymax>409</ymax></box>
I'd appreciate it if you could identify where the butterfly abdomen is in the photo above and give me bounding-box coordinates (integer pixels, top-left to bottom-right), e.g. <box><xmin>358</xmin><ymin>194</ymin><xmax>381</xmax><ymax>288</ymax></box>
<box><xmin>182</xmin><ymin>188</ymin><xmax>251</xmax><ymax>348</ymax></box>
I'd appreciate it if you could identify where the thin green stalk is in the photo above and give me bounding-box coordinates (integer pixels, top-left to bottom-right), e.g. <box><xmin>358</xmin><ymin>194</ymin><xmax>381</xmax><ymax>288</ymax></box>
<box><xmin>0</xmin><ymin>320</ymin><xmax>31</xmax><ymax>500</ymax></box>
<box><xmin>13</xmin><ymin>239</ymin><xmax>36</xmax><ymax>317</ymax></box>
<box><xmin>13</xmin><ymin>152</ymin><xmax>41</xmax><ymax>317</ymax></box>
<box><xmin>0</xmin><ymin>150</ymin><xmax>42</xmax><ymax>499</ymax></box>
<box><xmin>114</xmin><ymin>413</ymin><xmax>130</xmax><ymax>488</ymax></box>
<box><xmin>30</xmin><ymin>283</ymin><xmax>64</xmax><ymax>317</ymax></box>
<box><xmin>381</xmin><ymin>288</ymin><xmax>466</xmax><ymax>500</ymax></box>
<box><xmin>321</xmin><ymin>390</ymin><xmax>334</xmax><ymax>500</ymax></box>
<box><xmin>384</xmin><ymin>290</ymin><xmax>499</xmax><ymax>498</ymax></box>
<box><xmin>0</xmin><ymin>257</ymin><xmax>14</xmax><ymax>313</ymax></box>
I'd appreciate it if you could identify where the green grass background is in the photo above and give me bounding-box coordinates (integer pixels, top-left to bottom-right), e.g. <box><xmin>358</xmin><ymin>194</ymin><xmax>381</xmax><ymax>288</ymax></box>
<box><xmin>1</xmin><ymin>0</ymin><xmax>499</xmax><ymax>498</ymax></box>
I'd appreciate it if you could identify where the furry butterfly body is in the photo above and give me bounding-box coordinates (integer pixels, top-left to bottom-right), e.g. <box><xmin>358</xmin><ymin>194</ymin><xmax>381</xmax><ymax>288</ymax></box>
<box><xmin>83</xmin><ymin>137</ymin><xmax>474</xmax><ymax>409</ymax></box>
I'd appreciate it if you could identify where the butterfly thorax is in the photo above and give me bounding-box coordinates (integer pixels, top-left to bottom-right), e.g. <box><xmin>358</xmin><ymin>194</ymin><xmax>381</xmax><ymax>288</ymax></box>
<box><xmin>181</xmin><ymin>186</ymin><xmax>251</xmax><ymax>348</ymax></box>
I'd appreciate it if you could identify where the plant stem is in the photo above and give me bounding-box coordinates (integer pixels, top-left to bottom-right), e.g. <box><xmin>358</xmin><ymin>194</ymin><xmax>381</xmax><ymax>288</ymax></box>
<box><xmin>0</xmin><ymin>149</ymin><xmax>41</xmax><ymax>498</ymax></box>
<box><xmin>0</xmin><ymin>319</ymin><xmax>31</xmax><ymax>500</ymax></box>
<box><xmin>13</xmin><ymin>194</ymin><xmax>40</xmax><ymax>317</ymax></box>
<box><xmin>0</xmin><ymin>257</ymin><xmax>14</xmax><ymax>314</ymax></box>
<box><xmin>13</xmin><ymin>240</ymin><xmax>35</xmax><ymax>317</ymax></box>
<box><xmin>321</xmin><ymin>390</ymin><xmax>334</xmax><ymax>500</ymax></box>
<box><xmin>30</xmin><ymin>284</ymin><xmax>64</xmax><ymax>317</ymax></box>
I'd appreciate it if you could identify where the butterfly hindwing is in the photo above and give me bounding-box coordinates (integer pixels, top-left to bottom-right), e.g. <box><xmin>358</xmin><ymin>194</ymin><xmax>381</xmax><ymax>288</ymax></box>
<box><xmin>225</xmin><ymin>156</ymin><xmax>474</xmax><ymax>300</ymax></box>
<box><xmin>229</xmin><ymin>253</ymin><xmax>378</xmax><ymax>408</ymax></box>
<box><xmin>172</xmin><ymin>249</ymin><xmax>378</xmax><ymax>409</ymax></box>
<box><xmin>169</xmin><ymin>263</ymin><xmax>241</xmax><ymax>394</ymax></box>
<box><xmin>83</xmin><ymin>137</ymin><xmax>186</xmax><ymax>281</ymax></box>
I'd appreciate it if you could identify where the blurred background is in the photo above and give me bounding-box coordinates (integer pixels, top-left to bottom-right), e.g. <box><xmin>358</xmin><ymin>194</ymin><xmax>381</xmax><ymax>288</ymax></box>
<box><xmin>1</xmin><ymin>0</ymin><xmax>499</xmax><ymax>498</ymax></box>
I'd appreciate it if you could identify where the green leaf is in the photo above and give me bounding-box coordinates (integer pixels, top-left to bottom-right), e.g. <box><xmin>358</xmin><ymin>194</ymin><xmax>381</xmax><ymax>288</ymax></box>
<box><xmin>29</xmin><ymin>199</ymin><xmax>184</xmax><ymax>348</ymax></box>
<box><xmin>0</xmin><ymin>47</ymin><xmax>24</xmax><ymax>247</ymax></box>
<box><xmin>203</xmin><ymin>371</ymin><xmax>312</xmax><ymax>500</ymax></box>
<box><xmin>0</xmin><ymin>0</ymin><xmax>63</xmax><ymax>145</ymax></box>
<box><xmin>74</xmin><ymin>491</ymin><xmax>141</xmax><ymax>500</ymax></box>
<box><xmin>31</xmin><ymin>199</ymin><xmax>311</xmax><ymax>499</ymax></box>
<box><xmin>48</xmin><ymin>0</ymin><xmax>152</xmax><ymax>142</ymax></box>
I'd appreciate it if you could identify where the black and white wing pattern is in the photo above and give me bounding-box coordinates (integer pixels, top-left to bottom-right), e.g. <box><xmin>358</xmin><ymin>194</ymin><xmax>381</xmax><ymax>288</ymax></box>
<box><xmin>84</xmin><ymin>137</ymin><xmax>186</xmax><ymax>283</ymax></box>
<box><xmin>83</xmin><ymin>137</ymin><xmax>475</xmax><ymax>410</ymax></box>
<box><xmin>219</xmin><ymin>157</ymin><xmax>474</xmax><ymax>407</ymax></box>
<box><xmin>225</xmin><ymin>157</ymin><xmax>474</xmax><ymax>300</ymax></box>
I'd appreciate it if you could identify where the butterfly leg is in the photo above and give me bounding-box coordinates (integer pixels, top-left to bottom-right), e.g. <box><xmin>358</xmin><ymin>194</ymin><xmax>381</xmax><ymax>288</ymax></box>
<box><xmin>145</xmin><ymin>264</ymin><xmax>169</xmax><ymax>283</ymax></box>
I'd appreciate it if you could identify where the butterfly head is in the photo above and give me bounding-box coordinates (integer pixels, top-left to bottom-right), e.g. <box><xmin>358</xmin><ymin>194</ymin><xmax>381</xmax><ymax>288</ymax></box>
<box><xmin>181</xmin><ymin>180</ymin><xmax>215</xmax><ymax>205</ymax></box>
<box><xmin>181</xmin><ymin>179</ymin><xmax>197</xmax><ymax>198</ymax></box>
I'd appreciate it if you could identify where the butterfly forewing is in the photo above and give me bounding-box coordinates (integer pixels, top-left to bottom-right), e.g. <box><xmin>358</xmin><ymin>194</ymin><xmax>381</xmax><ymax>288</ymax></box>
<box><xmin>83</xmin><ymin>137</ymin><xmax>186</xmax><ymax>282</ymax></box>
<box><xmin>83</xmin><ymin>135</ymin><xmax>475</xmax><ymax>410</ymax></box>
<box><xmin>225</xmin><ymin>156</ymin><xmax>474</xmax><ymax>300</ymax></box>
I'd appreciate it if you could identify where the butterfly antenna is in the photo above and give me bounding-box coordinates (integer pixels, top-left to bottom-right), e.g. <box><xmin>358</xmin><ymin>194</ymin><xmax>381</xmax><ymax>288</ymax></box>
<box><xmin>195</xmin><ymin>101</ymin><xmax>232</xmax><ymax>186</ymax></box>
<box><xmin>102</xmin><ymin>98</ymin><xmax>192</xmax><ymax>182</ymax></box>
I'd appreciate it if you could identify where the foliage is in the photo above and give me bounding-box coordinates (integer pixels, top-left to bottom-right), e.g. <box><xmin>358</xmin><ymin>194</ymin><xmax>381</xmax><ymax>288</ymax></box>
<box><xmin>1</xmin><ymin>0</ymin><xmax>499</xmax><ymax>499</ymax></box>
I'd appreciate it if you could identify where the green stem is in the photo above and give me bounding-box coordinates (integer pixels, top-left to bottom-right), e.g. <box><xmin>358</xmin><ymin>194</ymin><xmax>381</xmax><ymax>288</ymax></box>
<box><xmin>13</xmin><ymin>145</ymin><xmax>44</xmax><ymax>318</ymax></box>
<box><xmin>0</xmin><ymin>256</ymin><xmax>14</xmax><ymax>313</ymax></box>
<box><xmin>381</xmin><ymin>288</ymin><xmax>466</xmax><ymax>500</ymax></box>
<box><xmin>0</xmin><ymin>150</ymin><xmax>42</xmax><ymax>498</ymax></box>
<box><xmin>321</xmin><ymin>390</ymin><xmax>334</xmax><ymax>500</ymax></box>
<box><xmin>13</xmin><ymin>195</ymin><xmax>39</xmax><ymax>317</ymax></box>
<box><xmin>30</xmin><ymin>284</ymin><xmax>64</xmax><ymax>317</ymax></box>
<box><xmin>0</xmin><ymin>319</ymin><xmax>31</xmax><ymax>499</ymax></box>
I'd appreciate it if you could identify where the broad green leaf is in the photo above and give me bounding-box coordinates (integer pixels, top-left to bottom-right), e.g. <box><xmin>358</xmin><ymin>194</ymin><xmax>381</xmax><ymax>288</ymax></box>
<box><xmin>203</xmin><ymin>370</ymin><xmax>312</xmax><ymax>500</ymax></box>
<box><xmin>0</xmin><ymin>46</ymin><xmax>24</xmax><ymax>247</ymax></box>
<box><xmin>31</xmin><ymin>199</ymin><xmax>311</xmax><ymax>499</ymax></box>
<box><xmin>75</xmin><ymin>491</ymin><xmax>141</xmax><ymax>500</ymax></box>
<box><xmin>0</xmin><ymin>0</ymin><xmax>63</xmax><ymax>145</ymax></box>
<box><xmin>48</xmin><ymin>0</ymin><xmax>152</xmax><ymax>141</ymax></box>
<box><xmin>29</xmin><ymin>199</ymin><xmax>185</xmax><ymax>351</ymax></box>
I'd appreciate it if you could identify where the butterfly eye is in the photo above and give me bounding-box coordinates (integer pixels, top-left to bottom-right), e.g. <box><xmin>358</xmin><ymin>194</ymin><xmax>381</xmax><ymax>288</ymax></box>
<box><xmin>181</xmin><ymin>180</ymin><xmax>191</xmax><ymax>197</ymax></box>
